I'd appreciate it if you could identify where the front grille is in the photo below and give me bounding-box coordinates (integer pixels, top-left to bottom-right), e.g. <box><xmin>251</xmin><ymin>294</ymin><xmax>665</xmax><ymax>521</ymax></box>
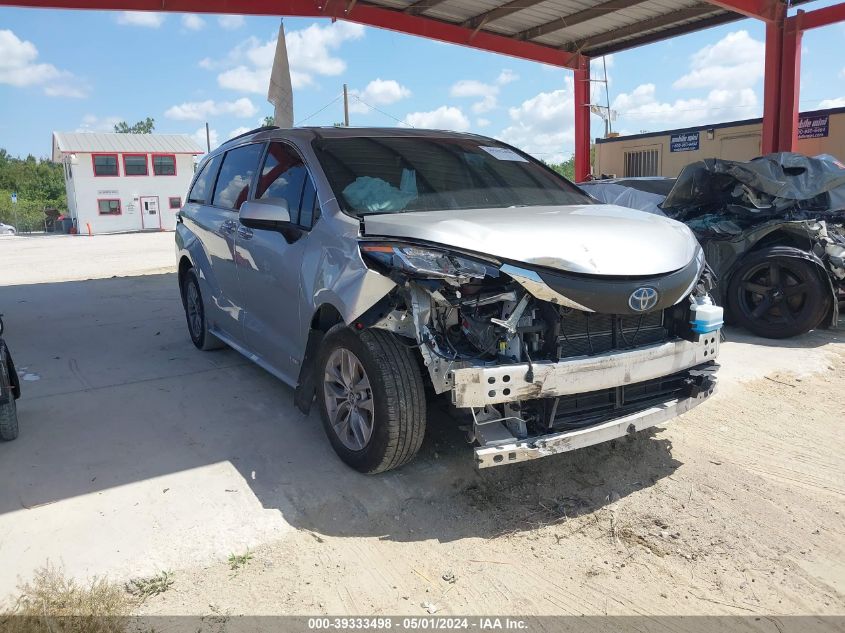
<box><xmin>558</xmin><ymin>310</ymin><xmax>668</xmax><ymax>358</ymax></box>
<box><xmin>550</xmin><ymin>370</ymin><xmax>691</xmax><ymax>431</ymax></box>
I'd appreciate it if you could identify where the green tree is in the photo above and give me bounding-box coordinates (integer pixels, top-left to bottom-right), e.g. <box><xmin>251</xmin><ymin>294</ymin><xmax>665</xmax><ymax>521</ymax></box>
<box><xmin>0</xmin><ymin>148</ymin><xmax>67</xmax><ymax>231</ymax></box>
<box><xmin>114</xmin><ymin>117</ymin><xmax>155</xmax><ymax>134</ymax></box>
<box><xmin>261</xmin><ymin>116</ymin><xmax>275</xmax><ymax>127</ymax></box>
<box><xmin>546</xmin><ymin>146</ymin><xmax>596</xmax><ymax>182</ymax></box>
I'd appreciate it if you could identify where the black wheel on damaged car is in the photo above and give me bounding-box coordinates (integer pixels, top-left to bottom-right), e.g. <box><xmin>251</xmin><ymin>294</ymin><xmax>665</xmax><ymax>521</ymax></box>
<box><xmin>317</xmin><ymin>325</ymin><xmax>426</xmax><ymax>474</ymax></box>
<box><xmin>180</xmin><ymin>267</ymin><xmax>224</xmax><ymax>351</ymax></box>
<box><xmin>727</xmin><ymin>246</ymin><xmax>831</xmax><ymax>339</ymax></box>
<box><xmin>0</xmin><ymin>341</ymin><xmax>19</xmax><ymax>442</ymax></box>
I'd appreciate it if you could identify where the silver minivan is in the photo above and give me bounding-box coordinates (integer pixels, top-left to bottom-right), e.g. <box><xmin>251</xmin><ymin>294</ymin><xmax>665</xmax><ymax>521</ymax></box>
<box><xmin>177</xmin><ymin>127</ymin><xmax>723</xmax><ymax>473</ymax></box>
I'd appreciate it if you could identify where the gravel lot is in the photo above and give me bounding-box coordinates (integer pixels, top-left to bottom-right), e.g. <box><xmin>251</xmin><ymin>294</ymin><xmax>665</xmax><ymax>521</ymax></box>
<box><xmin>0</xmin><ymin>233</ymin><xmax>842</xmax><ymax>617</ymax></box>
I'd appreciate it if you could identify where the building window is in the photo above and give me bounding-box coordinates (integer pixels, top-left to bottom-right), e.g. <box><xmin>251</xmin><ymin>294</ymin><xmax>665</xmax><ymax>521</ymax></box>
<box><xmin>98</xmin><ymin>199</ymin><xmax>121</xmax><ymax>215</ymax></box>
<box><xmin>153</xmin><ymin>154</ymin><xmax>177</xmax><ymax>176</ymax></box>
<box><xmin>624</xmin><ymin>149</ymin><xmax>659</xmax><ymax>177</ymax></box>
<box><xmin>169</xmin><ymin>196</ymin><xmax>182</xmax><ymax>209</ymax></box>
<box><xmin>123</xmin><ymin>154</ymin><xmax>148</xmax><ymax>176</ymax></box>
<box><xmin>93</xmin><ymin>154</ymin><xmax>119</xmax><ymax>177</ymax></box>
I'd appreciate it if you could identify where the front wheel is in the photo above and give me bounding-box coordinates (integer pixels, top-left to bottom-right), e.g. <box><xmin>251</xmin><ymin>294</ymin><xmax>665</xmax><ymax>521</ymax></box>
<box><xmin>727</xmin><ymin>247</ymin><xmax>831</xmax><ymax>339</ymax></box>
<box><xmin>317</xmin><ymin>326</ymin><xmax>427</xmax><ymax>474</ymax></box>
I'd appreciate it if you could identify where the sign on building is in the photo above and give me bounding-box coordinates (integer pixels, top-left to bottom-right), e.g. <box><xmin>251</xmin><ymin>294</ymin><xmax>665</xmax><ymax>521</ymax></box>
<box><xmin>798</xmin><ymin>114</ymin><xmax>829</xmax><ymax>139</ymax></box>
<box><xmin>670</xmin><ymin>131</ymin><xmax>700</xmax><ymax>152</ymax></box>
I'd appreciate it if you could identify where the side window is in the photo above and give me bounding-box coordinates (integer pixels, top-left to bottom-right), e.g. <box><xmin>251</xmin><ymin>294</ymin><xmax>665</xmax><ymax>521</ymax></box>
<box><xmin>213</xmin><ymin>144</ymin><xmax>264</xmax><ymax>211</ymax></box>
<box><xmin>255</xmin><ymin>142</ymin><xmax>312</xmax><ymax>225</ymax></box>
<box><xmin>187</xmin><ymin>154</ymin><xmax>222</xmax><ymax>204</ymax></box>
<box><xmin>299</xmin><ymin>177</ymin><xmax>317</xmax><ymax>228</ymax></box>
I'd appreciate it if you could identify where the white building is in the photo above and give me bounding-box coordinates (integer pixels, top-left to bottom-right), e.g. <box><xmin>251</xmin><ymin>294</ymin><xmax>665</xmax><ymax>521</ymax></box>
<box><xmin>51</xmin><ymin>132</ymin><xmax>204</xmax><ymax>234</ymax></box>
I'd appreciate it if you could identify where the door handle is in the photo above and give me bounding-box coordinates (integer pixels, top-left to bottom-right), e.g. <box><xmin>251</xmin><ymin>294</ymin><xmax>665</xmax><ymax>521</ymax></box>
<box><xmin>237</xmin><ymin>225</ymin><xmax>253</xmax><ymax>240</ymax></box>
<box><xmin>220</xmin><ymin>219</ymin><xmax>236</xmax><ymax>234</ymax></box>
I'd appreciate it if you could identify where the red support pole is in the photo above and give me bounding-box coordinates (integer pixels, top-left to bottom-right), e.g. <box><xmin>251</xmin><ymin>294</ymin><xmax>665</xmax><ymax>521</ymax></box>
<box><xmin>574</xmin><ymin>56</ymin><xmax>591</xmax><ymax>182</ymax></box>
<box><xmin>777</xmin><ymin>13</ymin><xmax>803</xmax><ymax>152</ymax></box>
<box><xmin>761</xmin><ymin>12</ymin><xmax>784</xmax><ymax>154</ymax></box>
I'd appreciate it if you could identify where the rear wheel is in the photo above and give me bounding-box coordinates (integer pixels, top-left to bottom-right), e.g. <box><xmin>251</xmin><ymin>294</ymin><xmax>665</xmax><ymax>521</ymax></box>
<box><xmin>727</xmin><ymin>247</ymin><xmax>831</xmax><ymax>339</ymax></box>
<box><xmin>317</xmin><ymin>326</ymin><xmax>426</xmax><ymax>474</ymax></box>
<box><xmin>181</xmin><ymin>267</ymin><xmax>224</xmax><ymax>350</ymax></box>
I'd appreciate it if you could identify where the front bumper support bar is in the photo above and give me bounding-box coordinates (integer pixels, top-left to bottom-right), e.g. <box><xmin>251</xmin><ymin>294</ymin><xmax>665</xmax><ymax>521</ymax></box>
<box><xmin>451</xmin><ymin>335</ymin><xmax>719</xmax><ymax>408</ymax></box>
<box><xmin>475</xmin><ymin>383</ymin><xmax>714</xmax><ymax>468</ymax></box>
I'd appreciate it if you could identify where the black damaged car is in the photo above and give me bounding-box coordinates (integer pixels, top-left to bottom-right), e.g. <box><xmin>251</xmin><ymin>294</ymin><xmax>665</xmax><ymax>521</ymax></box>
<box><xmin>581</xmin><ymin>153</ymin><xmax>845</xmax><ymax>339</ymax></box>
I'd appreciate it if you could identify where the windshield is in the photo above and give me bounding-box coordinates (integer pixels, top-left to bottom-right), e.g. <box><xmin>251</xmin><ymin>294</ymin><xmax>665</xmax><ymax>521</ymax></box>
<box><xmin>311</xmin><ymin>136</ymin><xmax>593</xmax><ymax>216</ymax></box>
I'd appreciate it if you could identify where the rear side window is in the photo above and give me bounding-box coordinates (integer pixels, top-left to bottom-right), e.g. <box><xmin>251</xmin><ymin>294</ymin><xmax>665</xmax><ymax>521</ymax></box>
<box><xmin>187</xmin><ymin>154</ymin><xmax>222</xmax><ymax>204</ymax></box>
<box><xmin>213</xmin><ymin>144</ymin><xmax>264</xmax><ymax>210</ymax></box>
<box><xmin>256</xmin><ymin>142</ymin><xmax>316</xmax><ymax>226</ymax></box>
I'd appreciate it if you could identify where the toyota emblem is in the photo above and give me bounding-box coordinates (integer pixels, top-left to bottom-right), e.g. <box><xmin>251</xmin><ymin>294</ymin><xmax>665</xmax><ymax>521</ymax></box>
<box><xmin>628</xmin><ymin>287</ymin><xmax>659</xmax><ymax>312</ymax></box>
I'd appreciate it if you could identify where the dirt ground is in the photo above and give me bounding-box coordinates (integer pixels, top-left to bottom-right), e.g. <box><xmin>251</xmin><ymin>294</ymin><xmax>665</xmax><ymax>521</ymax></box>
<box><xmin>137</xmin><ymin>345</ymin><xmax>845</xmax><ymax>617</ymax></box>
<box><xmin>0</xmin><ymin>233</ymin><xmax>842</xmax><ymax>617</ymax></box>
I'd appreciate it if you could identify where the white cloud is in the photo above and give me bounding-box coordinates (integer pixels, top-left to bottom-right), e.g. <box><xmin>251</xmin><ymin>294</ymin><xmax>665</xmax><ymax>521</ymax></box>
<box><xmin>211</xmin><ymin>22</ymin><xmax>364</xmax><ymax>93</ymax></box>
<box><xmin>476</xmin><ymin>117</ymin><xmax>491</xmax><ymax>128</ymax></box>
<box><xmin>218</xmin><ymin>15</ymin><xmax>245</xmax><ymax>30</ymax></box>
<box><xmin>181</xmin><ymin>14</ymin><xmax>206</xmax><ymax>31</ymax></box>
<box><xmin>115</xmin><ymin>11</ymin><xmax>165</xmax><ymax>27</ymax></box>
<box><xmin>165</xmin><ymin>97</ymin><xmax>258</xmax><ymax>121</ymax></box>
<box><xmin>612</xmin><ymin>82</ymin><xmax>759</xmax><ymax>127</ymax></box>
<box><xmin>673</xmin><ymin>30</ymin><xmax>763</xmax><ymax>90</ymax></box>
<box><xmin>403</xmin><ymin>106</ymin><xmax>470</xmax><ymax>132</ymax></box>
<box><xmin>608</xmin><ymin>31</ymin><xmax>766</xmax><ymax>133</ymax></box>
<box><xmin>497</xmin><ymin>69</ymin><xmax>519</xmax><ymax>85</ymax></box>
<box><xmin>450</xmin><ymin>79</ymin><xmax>500</xmax><ymax>113</ymax></box>
<box><xmin>45</xmin><ymin>84</ymin><xmax>88</xmax><ymax>98</ymax></box>
<box><xmin>76</xmin><ymin>114</ymin><xmax>123</xmax><ymax>133</ymax></box>
<box><xmin>192</xmin><ymin>126</ymin><xmax>219</xmax><ymax>151</ymax></box>
<box><xmin>497</xmin><ymin>81</ymin><xmax>576</xmax><ymax>163</ymax></box>
<box><xmin>228</xmin><ymin>126</ymin><xmax>252</xmax><ymax>139</ymax></box>
<box><xmin>840</xmin><ymin>67</ymin><xmax>845</xmax><ymax>79</ymax></box>
<box><xmin>818</xmin><ymin>97</ymin><xmax>845</xmax><ymax>108</ymax></box>
<box><xmin>349</xmin><ymin>78</ymin><xmax>410</xmax><ymax>113</ymax></box>
<box><xmin>0</xmin><ymin>29</ymin><xmax>88</xmax><ymax>98</ymax></box>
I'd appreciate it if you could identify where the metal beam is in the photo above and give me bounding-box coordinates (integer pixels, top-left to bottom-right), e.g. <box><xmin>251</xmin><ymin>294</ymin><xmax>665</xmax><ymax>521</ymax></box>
<box><xmin>585</xmin><ymin>12</ymin><xmax>738</xmax><ymax>56</ymax></box>
<box><xmin>574</xmin><ymin>57</ymin><xmax>591</xmax><ymax>182</ymax></box>
<box><xmin>404</xmin><ymin>0</ymin><xmax>450</xmax><ymax>16</ymax></box>
<box><xmin>562</xmin><ymin>4</ymin><xmax>720</xmax><ymax>51</ymax></box>
<box><xmin>795</xmin><ymin>1</ymin><xmax>845</xmax><ymax>30</ymax></box>
<box><xmin>515</xmin><ymin>0</ymin><xmax>650</xmax><ymax>41</ymax></box>
<box><xmin>761</xmin><ymin>15</ymin><xmax>784</xmax><ymax>153</ymax></box>
<box><xmin>0</xmin><ymin>0</ymin><xmax>582</xmax><ymax>68</ymax></box>
<box><xmin>461</xmin><ymin>0</ymin><xmax>546</xmax><ymax>30</ymax></box>
<box><xmin>702</xmin><ymin>0</ymin><xmax>781</xmax><ymax>22</ymax></box>
<box><xmin>777</xmin><ymin>13</ymin><xmax>802</xmax><ymax>151</ymax></box>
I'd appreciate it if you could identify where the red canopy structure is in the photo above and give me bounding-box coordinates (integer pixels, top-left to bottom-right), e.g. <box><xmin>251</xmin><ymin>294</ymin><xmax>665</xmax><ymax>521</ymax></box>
<box><xmin>3</xmin><ymin>0</ymin><xmax>843</xmax><ymax>179</ymax></box>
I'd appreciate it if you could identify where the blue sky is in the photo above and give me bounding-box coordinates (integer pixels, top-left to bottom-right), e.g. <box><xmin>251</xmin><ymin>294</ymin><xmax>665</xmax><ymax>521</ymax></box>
<box><xmin>1</xmin><ymin>3</ymin><xmax>844</xmax><ymax>162</ymax></box>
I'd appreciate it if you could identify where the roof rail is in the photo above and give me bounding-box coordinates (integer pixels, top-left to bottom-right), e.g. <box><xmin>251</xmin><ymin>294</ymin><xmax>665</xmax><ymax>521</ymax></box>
<box><xmin>221</xmin><ymin>125</ymin><xmax>280</xmax><ymax>147</ymax></box>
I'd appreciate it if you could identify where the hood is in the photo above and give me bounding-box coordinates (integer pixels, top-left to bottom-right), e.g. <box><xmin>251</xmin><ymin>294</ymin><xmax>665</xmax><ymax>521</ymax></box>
<box><xmin>362</xmin><ymin>204</ymin><xmax>699</xmax><ymax>276</ymax></box>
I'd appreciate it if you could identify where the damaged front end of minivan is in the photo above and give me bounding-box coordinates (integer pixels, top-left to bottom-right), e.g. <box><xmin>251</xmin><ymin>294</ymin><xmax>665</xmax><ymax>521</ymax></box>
<box><xmin>351</xmin><ymin>239</ymin><xmax>722</xmax><ymax>468</ymax></box>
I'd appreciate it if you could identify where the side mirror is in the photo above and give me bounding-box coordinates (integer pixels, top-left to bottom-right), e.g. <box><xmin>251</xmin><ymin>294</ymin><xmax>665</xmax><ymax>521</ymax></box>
<box><xmin>239</xmin><ymin>200</ymin><xmax>291</xmax><ymax>230</ymax></box>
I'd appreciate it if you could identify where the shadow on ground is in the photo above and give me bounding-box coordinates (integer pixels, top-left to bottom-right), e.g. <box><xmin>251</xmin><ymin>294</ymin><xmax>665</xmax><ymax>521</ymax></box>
<box><xmin>0</xmin><ymin>274</ymin><xmax>681</xmax><ymax>544</ymax></box>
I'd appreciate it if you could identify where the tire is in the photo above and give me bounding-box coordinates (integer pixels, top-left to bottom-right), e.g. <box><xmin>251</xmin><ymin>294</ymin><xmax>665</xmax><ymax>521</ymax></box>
<box><xmin>316</xmin><ymin>326</ymin><xmax>427</xmax><ymax>474</ymax></box>
<box><xmin>180</xmin><ymin>267</ymin><xmax>224</xmax><ymax>351</ymax></box>
<box><xmin>0</xmin><ymin>346</ymin><xmax>18</xmax><ymax>441</ymax></box>
<box><xmin>727</xmin><ymin>246</ymin><xmax>831</xmax><ymax>339</ymax></box>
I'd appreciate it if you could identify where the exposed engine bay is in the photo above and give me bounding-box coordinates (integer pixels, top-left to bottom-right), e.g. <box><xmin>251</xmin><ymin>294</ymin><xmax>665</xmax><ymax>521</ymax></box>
<box><xmin>356</xmin><ymin>241</ymin><xmax>721</xmax><ymax>465</ymax></box>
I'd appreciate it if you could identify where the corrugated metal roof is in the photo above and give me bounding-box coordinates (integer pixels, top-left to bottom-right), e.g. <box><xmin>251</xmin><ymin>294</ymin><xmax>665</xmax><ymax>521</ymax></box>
<box><xmin>52</xmin><ymin>132</ymin><xmax>204</xmax><ymax>156</ymax></box>
<box><xmin>366</xmin><ymin>0</ymin><xmax>802</xmax><ymax>59</ymax></box>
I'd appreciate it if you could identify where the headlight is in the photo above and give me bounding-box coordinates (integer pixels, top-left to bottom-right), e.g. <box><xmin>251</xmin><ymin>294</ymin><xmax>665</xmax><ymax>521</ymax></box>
<box><xmin>359</xmin><ymin>242</ymin><xmax>496</xmax><ymax>282</ymax></box>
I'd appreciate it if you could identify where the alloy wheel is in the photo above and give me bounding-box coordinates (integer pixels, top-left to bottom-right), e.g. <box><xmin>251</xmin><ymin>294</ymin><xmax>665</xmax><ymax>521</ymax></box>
<box><xmin>738</xmin><ymin>261</ymin><xmax>809</xmax><ymax>325</ymax></box>
<box><xmin>323</xmin><ymin>348</ymin><xmax>374</xmax><ymax>451</ymax></box>
<box><xmin>186</xmin><ymin>281</ymin><xmax>203</xmax><ymax>340</ymax></box>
